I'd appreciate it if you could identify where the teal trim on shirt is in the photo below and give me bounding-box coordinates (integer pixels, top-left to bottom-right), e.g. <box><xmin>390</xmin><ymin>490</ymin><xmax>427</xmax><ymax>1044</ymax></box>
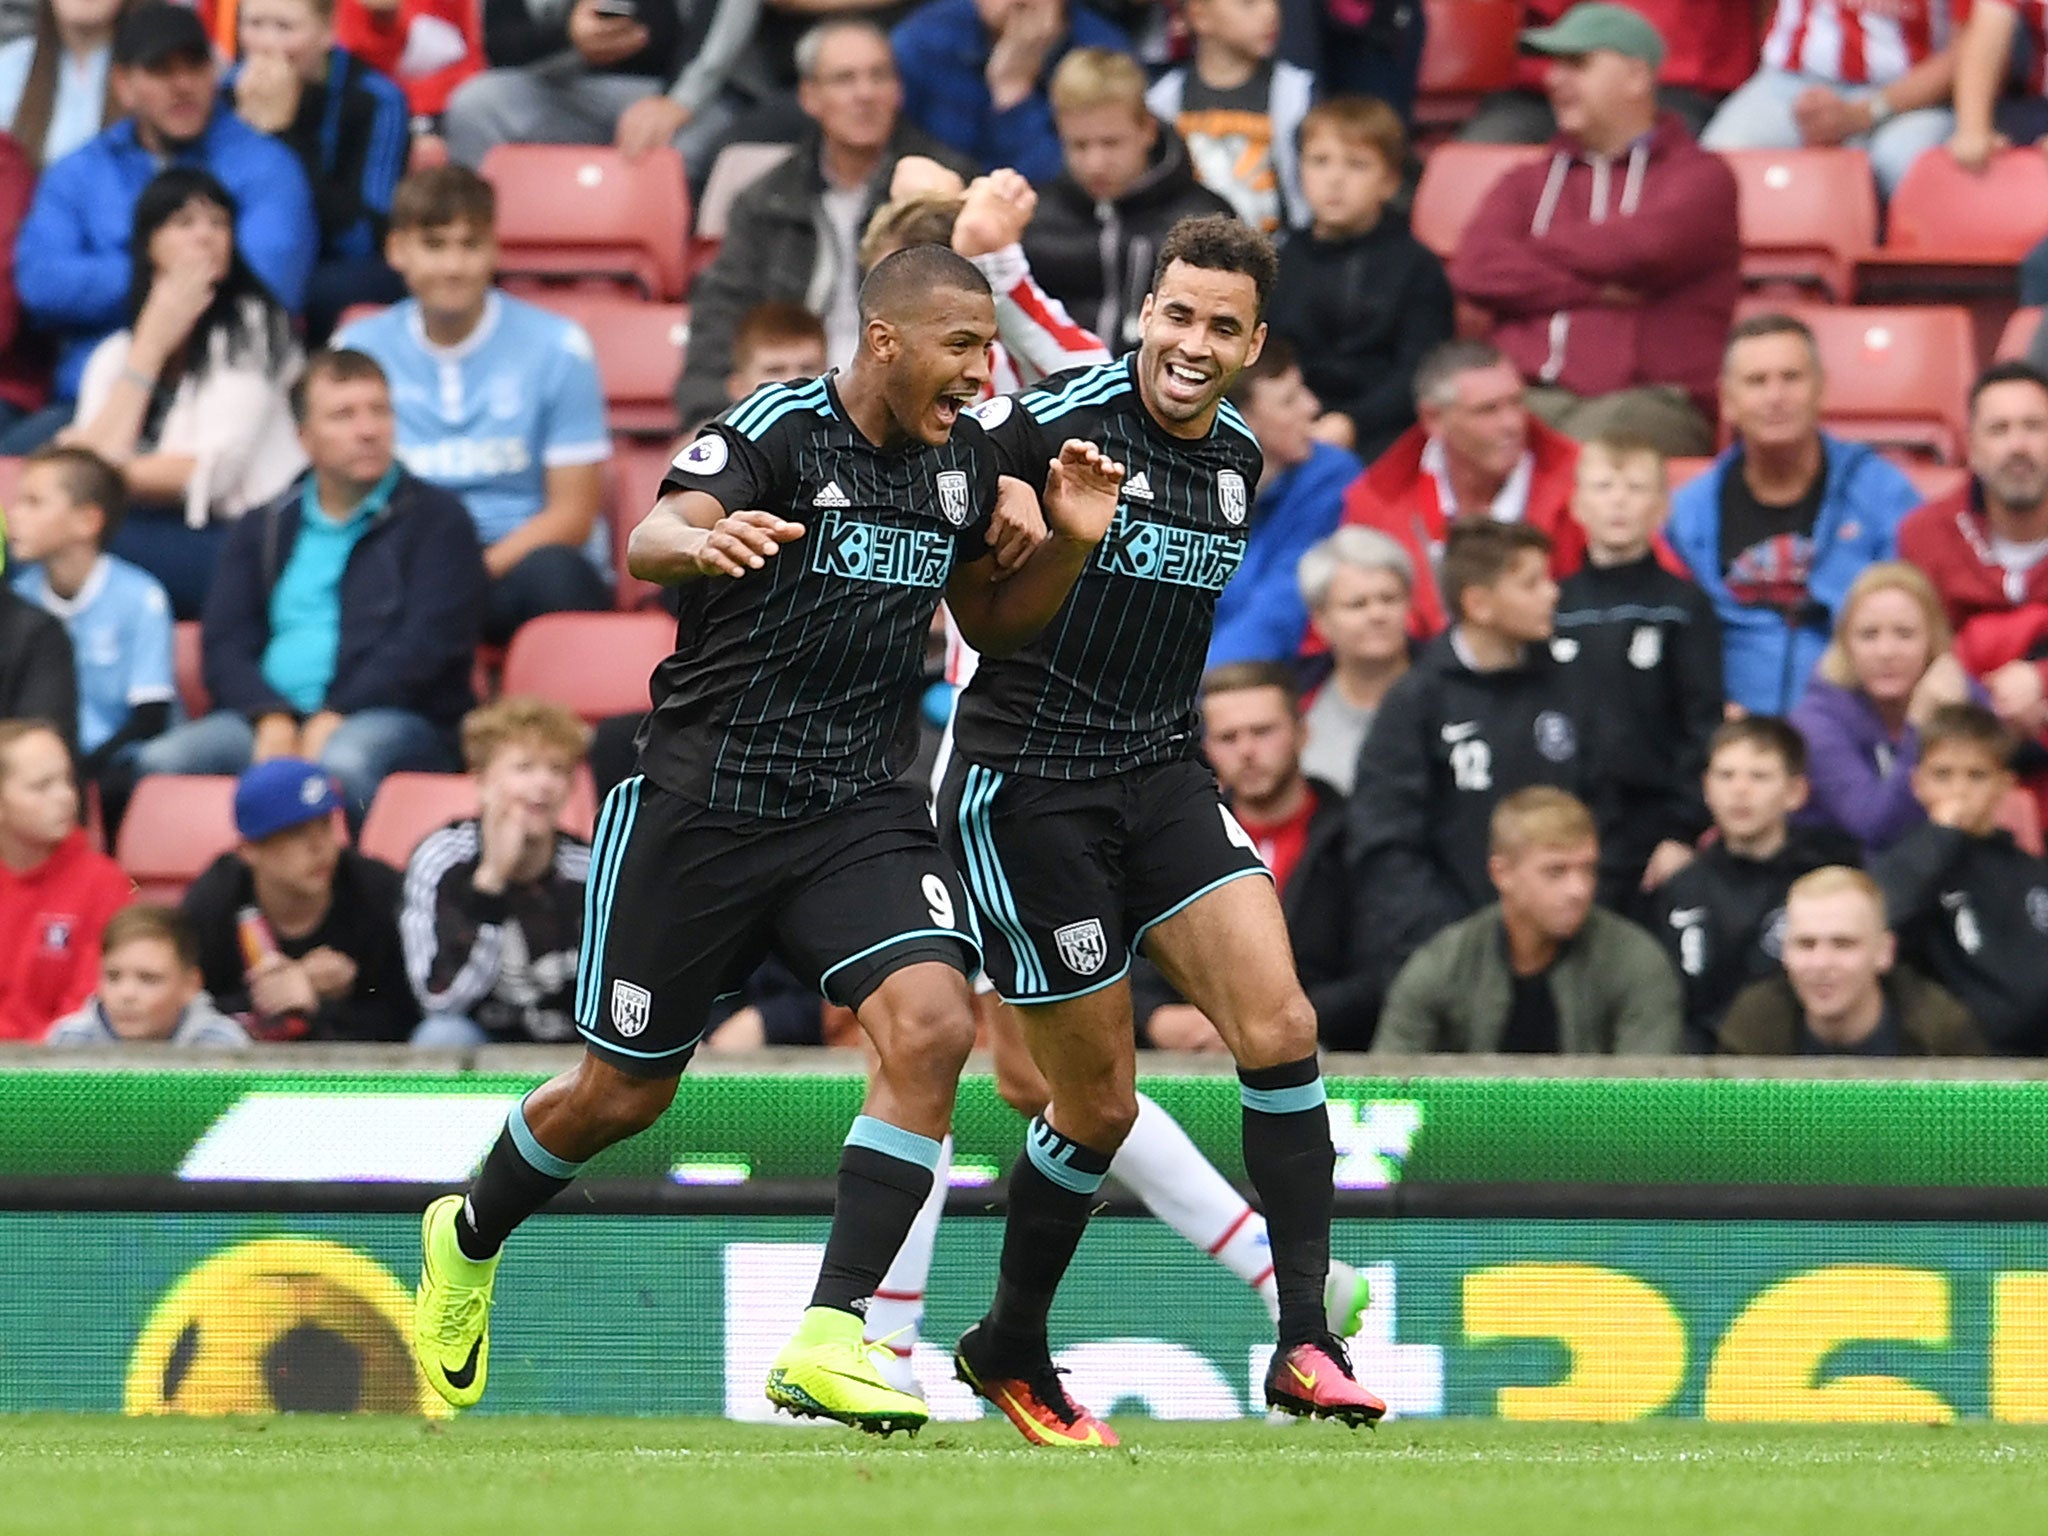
<box><xmin>261</xmin><ymin>467</ymin><xmax>401</xmax><ymax>712</ymax></box>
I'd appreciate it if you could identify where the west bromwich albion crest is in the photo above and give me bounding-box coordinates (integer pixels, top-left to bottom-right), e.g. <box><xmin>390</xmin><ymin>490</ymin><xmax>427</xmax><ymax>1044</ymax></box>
<box><xmin>610</xmin><ymin>980</ymin><xmax>652</xmax><ymax>1037</ymax></box>
<box><xmin>1054</xmin><ymin>918</ymin><xmax>1108</xmax><ymax>976</ymax></box>
<box><xmin>1218</xmin><ymin>469</ymin><xmax>1247</xmax><ymax>526</ymax></box>
<box><xmin>936</xmin><ymin>470</ymin><xmax>971</xmax><ymax>527</ymax></box>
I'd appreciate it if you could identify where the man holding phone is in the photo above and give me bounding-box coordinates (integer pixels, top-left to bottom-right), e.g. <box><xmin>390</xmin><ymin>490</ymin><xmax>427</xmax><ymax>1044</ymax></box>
<box><xmin>443</xmin><ymin>0</ymin><xmax>762</xmax><ymax>171</ymax></box>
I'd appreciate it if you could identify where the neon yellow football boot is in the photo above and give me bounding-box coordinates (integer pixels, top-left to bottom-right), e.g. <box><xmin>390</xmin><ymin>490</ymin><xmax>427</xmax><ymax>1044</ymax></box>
<box><xmin>413</xmin><ymin>1194</ymin><xmax>499</xmax><ymax>1409</ymax></box>
<box><xmin>766</xmin><ymin>1305</ymin><xmax>929</xmax><ymax>1437</ymax></box>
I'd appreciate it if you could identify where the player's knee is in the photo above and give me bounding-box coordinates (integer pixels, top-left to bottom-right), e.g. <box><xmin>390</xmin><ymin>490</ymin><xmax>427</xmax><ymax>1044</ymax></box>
<box><xmin>873</xmin><ymin>996</ymin><xmax>976</xmax><ymax>1085</ymax></box>
<box><xmin>1239</xmin><ymin>989</ymin><xmax>1320</xmax><ymax>1068</ymax></box>
<box><xmin>1063</xmin><ymin>1083</ymin><xmax>1138</xmax><ymax>1150</ymax></box>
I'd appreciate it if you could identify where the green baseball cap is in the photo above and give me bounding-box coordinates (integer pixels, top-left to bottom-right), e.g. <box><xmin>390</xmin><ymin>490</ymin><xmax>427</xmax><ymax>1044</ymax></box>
<box><xmin>1521</xmin><ymin>2</ymin><xmax>1667</xmax><ymax>67</ymax></box>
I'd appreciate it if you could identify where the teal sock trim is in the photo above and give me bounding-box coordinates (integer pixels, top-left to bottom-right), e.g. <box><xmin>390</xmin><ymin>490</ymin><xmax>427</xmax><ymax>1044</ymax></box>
<box><xmin>844</xmin><ymin>1114</ymin><xmax>944</xmax><ymax>1171</ymax></box>
<box><xmin>508</xmin><ymin>1096</ymin><xmax>585</xmax><ymax>1181</ymax></box>
<box><xmin>1240</xmin><ymin>1079</ymin><xmax>1328</xmax><ymax>1116</ymax></box>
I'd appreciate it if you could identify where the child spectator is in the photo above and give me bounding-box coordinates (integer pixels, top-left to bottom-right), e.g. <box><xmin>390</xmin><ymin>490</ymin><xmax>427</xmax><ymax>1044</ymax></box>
<box><xmin>1295</xmin><ymin>525</ymin><xmax>1412</xmax><ymax>795</ymax></box>
<box><xmin>226</xmin><ymin>0</ymin><xmax>408</xmax><ymax>343</ymax></box>
<box><xmin>62</xmin><ymin>165</ymin><xmax>308</xmax><ymax>618</ymax></box>
<box><xmin>402</xmin><ymin>697</ymin><xmax>592</xmax><ymax>1046</ymax></box>
<box><xmin>45</xmin><ymin>902</ymin><xmax>249</xmax><ymax>1045</ymax></box>
<box><xmin>1718</xmin><ymin>867</ymin><xmax>1984</xmax><ymax>1057</ymax></box>
<box><xmin>6</xmin><ymin>443</ymin><xmax>175</xmax><ymax>784</ymax></box>
<box><xmin>1207</xmin><ymin>336</ymin><xmax>1359</xmax><ymax>666</ymax></box>
<box><xmin>1374</xmin><ymin>786</ymin><xmax>1682</xmax><ymax>1054</ymax></box>
<box><xmin>1552</xmin><ymin>433</ymin><xmax>1721</xmax><ymax>901</ymax></box>
<box><xmin>1145</xmin><ymin>0</ymin><xmax>1312</xmax><ymax>234</ymax></box>
<box><xmin>1791</xmin><ymin>562</ymin><xmax>1978</xmax><ymax>858</ymax></box>
<box><xmin>336</xmin><ymin>165</ymin><xmax>612</xmax><ymax>646</ymax></box>
<box><xmin>183</xmin><ymin>755</ymin><xmax>417</xmax><ymax>1041</ymax></box>
<box><xmin>1875</xmin><ymin>703</ymin><xmax>2048</xmax><ymax>1055</ymax></box>
<box><xmin>1347</xmin><ymin>519</ymin><xmax>1595</xmax><ymax>992</ymax></box>
<box><xmin>1649</xmin><ymin>716</ymin><xmax>1857</xmax><ymax>1051</ymax></box>
<box><xmin>725</xmin><ymin>301</ymin><xmax>828</xmax><ymax>409</ymax></box>
<box><xmin>0</xmin><ymin>719</ymin><xmax>133</xmax><ymax>1040</ymax></box>
<box><xmin>1265</xmin><ymin>96</ymin><xmax>1452</xmax><ymax>461</ymax></box>
<box><xmin>0</xmin><ymin>0</ymin><xmax>121</xmax><ymax>168</ymax></box>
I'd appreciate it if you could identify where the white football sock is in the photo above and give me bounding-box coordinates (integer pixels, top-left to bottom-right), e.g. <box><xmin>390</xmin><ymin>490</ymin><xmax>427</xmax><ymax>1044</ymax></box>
<box><xmin>865</xmin><ymin>1133</ymin><xmax>951</xmax><ymax>1358</ymax></box>
<box><xmin>1111</xmin><ymin>1092</ymin><xmax>1278</xmax><ymax>1316</ymax></box>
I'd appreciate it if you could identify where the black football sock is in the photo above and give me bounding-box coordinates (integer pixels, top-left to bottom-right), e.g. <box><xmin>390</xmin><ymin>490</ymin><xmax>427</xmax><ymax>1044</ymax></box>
<box><xmin>1239</xmin><ymin>1057</ymin><xmax>1335</xmax><ymax>1348</ymax></box>
<box><xmin>984</xmin><ymin>1117</ymin><xmax>1113</xmax><ymax>1364</ymax></box>
<box><xmin>810</xmin><ymin>1116</ymin><xmax>942</xmax><ymax>1315</ymax></box>
<box><xmin>456</xmin><ymin>1097</ymin><xmax>586</xmax><ymax>1260</ymax></box>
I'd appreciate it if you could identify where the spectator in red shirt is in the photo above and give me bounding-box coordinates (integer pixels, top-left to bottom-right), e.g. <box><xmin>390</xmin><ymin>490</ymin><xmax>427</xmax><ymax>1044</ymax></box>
<box><xmin>1897</xmin><ymin>362</ymin><xmax>2048</xmax><ymax>750</ymax></box>
<box><xmin>1461</xmin><ymin>0</ymin><xmax>1758</xmax><ymax>143</ymax></box>
<box><xmin>0</xmin><ymin>718</ymin><xmax>133</xmax><ymax>1039</ymax></box>
<box><xmin>1339</xmin><ymin>338</ymin><xmax>1583</xmax><ymax>640</ymax></box>
<box><xmin>1449</xmin><ymin>2</ymin><xmax>1740</xmax><ymax>457</ymax></box>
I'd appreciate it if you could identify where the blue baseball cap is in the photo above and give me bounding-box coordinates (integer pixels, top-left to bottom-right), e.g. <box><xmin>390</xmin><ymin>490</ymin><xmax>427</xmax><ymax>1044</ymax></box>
<box><xmin>234</xmin><ymin>758</ymin><xmax>342</xmax><ymax>841</ymax></box>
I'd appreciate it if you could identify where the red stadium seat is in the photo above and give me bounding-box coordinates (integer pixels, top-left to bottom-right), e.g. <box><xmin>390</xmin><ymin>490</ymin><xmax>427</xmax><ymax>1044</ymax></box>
<box><xmin>1897</xmin><ymin>460</ymin><xmax>1968</xmax><ymax>504</ymax></box>
<box><xmin>358</xmin><ymin>767</ymin><xmax>601</xmax><ymax>868</ymax></box>
<box><xmin>116</xmin><ymin>775</ymin><xmax>240</xmax><ymax>903</ymax></box>
<box><xmin>501</xmin><ymin>610</ymin><xmax>673</xmax><ymax>723</ymax></box>
<box><xmin>1755</xmin><ymin>305</ymin><xmax>1977</xmax><ymax>462</ymax></box>
<box><xmin>1885</xmin><ymin>148</ymin><xmax>2048</xmax><ymax>263</ymax></box>
<box><xmin>532</xmin><ymin>292</ymin><xmax>688</xmax><ymax>437</ymax></box>
<box><xmin>1666</xmin><ymin>456</ymin><xmax>1714</xmax><ymax>492</ymax></box>
<box><xmin>1411</xmin><ymin>142</ymin><xmax>1544</xmax><ymax>259</ymax></box>
<box><xmin>1997</xmin><ymin>306</ymin><xmax>2042</xmax><ymax>361</ymax></box>
<box><xmin>173</xmin><ymin>621</ymin><xmax>208</xmax><ymax>719</ymax></box>
<box><xmin>609</xmin><ymin>435</ymin><xmax>677</xmax><ymax>611</ymax></box>
<box><xmin>1414</xmin><ymin>0</ymin><xmax>1520</xmax><ymax>133</ymax></box>
<box><xmin>480</xmin><ymin>145</ymin><xmax>691</xmax><ymax>301</ymax></box>
<box><xmin>1723</xmin><ymin>148</ymin><xmax>1878</xmax><ymax>303</ymax></box>
<box><xmin>691</xmin><ymin>142</ymin><xmax>794</xmax><ymax>280</ymax></box>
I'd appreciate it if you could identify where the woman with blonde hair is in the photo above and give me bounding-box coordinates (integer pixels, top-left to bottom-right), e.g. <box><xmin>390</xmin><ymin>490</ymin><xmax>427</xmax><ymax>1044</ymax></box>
<box><xmin>1790</xmin><ymin>560</ymin><xmax>1981</xmax><ymax>855</ymax></box>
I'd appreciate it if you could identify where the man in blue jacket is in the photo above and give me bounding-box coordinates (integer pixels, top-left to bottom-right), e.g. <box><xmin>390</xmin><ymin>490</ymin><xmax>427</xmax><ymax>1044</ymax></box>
<box><xmin>892</xmin><ymin>0</ymin><xmax>1128</xmax><ymax>186</ymax></box>
<box><xmin>7</xmin><ymin>2</ymin><xmax>317</xmax><ymax>452</ymax></box>
<box><xmin>1208</xmin><ymin>336</ymin><xmax>1361</xmax><ymax>666</ymax></box>
<box><xmin>133</xmin><ymin>349</ymin><xmax>487</xmax><ymax>824</ymax></box>
<box><xmin>1666</xmin><ymin>312</ymin><xmax>1918</xmax><ymax>717</ymax></box>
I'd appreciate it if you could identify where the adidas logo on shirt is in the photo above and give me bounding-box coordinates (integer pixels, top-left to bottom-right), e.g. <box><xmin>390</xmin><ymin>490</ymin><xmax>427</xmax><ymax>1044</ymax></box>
<box><xmin>814</xmin><ymin>481</ymin><xmax>850</xmax><ymax>508</ymax></box>
<box><xmin>1122</xmin><ymin>471</ymin><xmax>1153</xmax><ymax>501</ymax></box>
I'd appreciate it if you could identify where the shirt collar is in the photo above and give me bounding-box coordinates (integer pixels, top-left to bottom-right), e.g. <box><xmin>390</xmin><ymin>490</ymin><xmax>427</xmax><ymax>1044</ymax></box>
<box><xmin>1421</xmin><ymin>436</ymin><xmax>1535</xmax><ymax>523</ymax></box>
<box><xmin>406</xmin><ymin>290</ymin><xmax>502</xmax><ymax>364</ymax></box>
<box><xmin>301</xmin><ymin>464</ymin><xmax>402</xmax><ymax>528</ymax></box>
<box><xmin>33</xmin><ymin>555</ymin><xmax>111</xmax><ymax>618</ymax></box>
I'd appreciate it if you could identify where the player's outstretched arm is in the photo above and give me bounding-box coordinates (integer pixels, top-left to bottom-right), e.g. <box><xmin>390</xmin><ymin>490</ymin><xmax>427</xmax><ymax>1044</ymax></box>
<box><xmin>627</xmin><ymin>489</ymin><xmax>804</xmax><ymax>584</ymax></box>
<box><xmin>945</xmin><ymin>439</ymin><xmax>1123</xmax><ymax>658</ymax></box>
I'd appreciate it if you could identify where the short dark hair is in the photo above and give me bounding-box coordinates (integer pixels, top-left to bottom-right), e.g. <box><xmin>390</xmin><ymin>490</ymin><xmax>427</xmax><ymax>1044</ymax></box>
<box><xmin>1969</xmin><ymin>360</ymin><xmax>2048</xmax><ymax>419</ymax></box>
<box><xmin>291</xmin><ymin>348</ymin><xmax>389</xmax><ymax>424</ymax></box>
<box><xmin>1200</xmin><ymin>660</ymin><xmax>1300</xmax><ymax>712</ymax></box>
<box><xmin>1226</xmin><ymin>333</ymin><xmax>1297</xmax><ymax>407</ymax></box>
<box><xmin>1152</xmin><ymin>214</ymin><xmax>1278</xmax><ymax>318</ymax></box>
<box><xmin>389</xmin><ymin>164</ymin><xmax>495</xmax><ymax>234</ymax></box>
<box><xmin>1919</xmin><ymin>702</ymin><xmax>2017</xmax><ymax>768</ymax></box>
<box><xmin>26</xmin><ymin>445</ymin><xmax>128</xmax><ymax>547</ymax></box>
<box><xmin>1709</xmin><ymin>716</ymin><xmax>1808</xmax><ymax>778</ymax></box>
<box><xmin>1722</xmin><ymin>311</ymin><xmax>1821</xmax><ymax>373</ymax></box>
<box><xmin>732</xmin><ymin>302</ymin><xmax>826</xmax><ymax>372</ymax></box>
<box><xmin>856</xmin><ymin>242</ymin><xmax>991</xmax><ymax>328</ymax></box>
<box><xmin>1440</xmin><ymin>520</ymin><xmax>1550</xmax><ymax>625</ymax></box>
<box><xmin>101</xmin><ymin>904</ymin><xmax>199</xmax><ymax>971</ymax></box>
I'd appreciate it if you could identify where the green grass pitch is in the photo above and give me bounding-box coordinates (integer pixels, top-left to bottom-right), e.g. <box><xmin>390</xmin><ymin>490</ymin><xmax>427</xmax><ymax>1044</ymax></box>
<box><xmin>4</xmin><ymin>1418</ymin><xmax>2048</xmax><ymax>1535</ymax></box>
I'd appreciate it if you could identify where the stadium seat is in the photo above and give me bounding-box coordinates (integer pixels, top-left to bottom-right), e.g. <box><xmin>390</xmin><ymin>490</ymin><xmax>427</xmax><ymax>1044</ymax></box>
<box><xmin>1897</xmin><ymin>460</ymin><xmax>1968</xmax><ymax>504</ymax></box>
<box><xmin>609</xmin><ymin>435</ymin><xmax>676</xmax><ymax>611</ymax></box>
<box><xmin>1885</xmin><ymin>148</ymin><xmax>2048</xmax><ymax>263</ymax></box>
<box><xmin>358</xmin><ymin>767</ymin><xmax>600</xmax><ymax>868</ymax></box>
<box><xmin>1758</xmin><ymin>305</ymin><xmax>1977</xmax><ymax>462</ymax></box>
<box><xmin>1997</xmin><ymin>306</ymin><xmax>2042</xmax><ymax>361</ymax></box>
<box><xmin>1413</xmin><ymin>0</ymin><xmax>1520</xmax><ymax>133</ymax></box>
<box><xmin>1723</xmin><ymin>148</ymin><xmax>1878</xmax><ymax>303</ymax></box>
<box><xmin>532</xmin><ymin>292</ymin><xmax>688</xmax><ymax>437</ymax></box>
<box><xmin>1999</xmin><ymin>784</ymin><xmax>2044</xmax><ymax>857</ymax></box>
<box><xmin>480</xmin><ymin>144</ymin><xmax>691</xmax><ymax>302</ymax></box>
<box><xmin>1666</xmin><ymin>456</ymin><xmax>1714</xmax><ymax>492</ymax></box>
<box><xmin>173</xmin><ymin>620</ymin><xmax>209</xmax><ymax>719</ymax></box>
<box><xmin>501</xmin><ymin>610</ymin><xmax>673</xmax><ymax>723</ymax></box>
<box><xmin>691</xmin><ymin>142</ymin><xmax>794</xmax><ymax>280</ymax></box>
<box><xmin>116</xmin><ymin>775</ymin><xmax>240</xmax><ymax>903</ymax></box>
<box><xmin>1411</xmin><ymin>142</ymin><xmax>1544</xmax><ymax>259</ymax></box>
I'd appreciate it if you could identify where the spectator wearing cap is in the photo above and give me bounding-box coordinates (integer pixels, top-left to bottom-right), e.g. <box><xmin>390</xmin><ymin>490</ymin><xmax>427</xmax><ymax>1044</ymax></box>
<box><xmin>1449</xmin><ymin>2</ymin><xmax>1740</xmax><ymax>459</ymax></box>
<box><xmin>132</xmin><ymin>348</ymin><xmax>487</xmax><ymax>823</ymax></box>
<box><xmin>181</xmin><ymin>755</ymin><xmax>417</xmax><ymax>1041</ymax></box>
<box><xmin>8</xmin><ymin>1</ymin><xmax>316</xmax><ymax>455</ymax></box>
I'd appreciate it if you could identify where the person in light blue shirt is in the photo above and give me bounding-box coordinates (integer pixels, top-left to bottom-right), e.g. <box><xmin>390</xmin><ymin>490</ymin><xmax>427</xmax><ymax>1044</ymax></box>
<box><xmin>5</xmin><ymin>444</ymin><xmax>176</xmax><ymax>783</ymax></box>
<box><xmin>0</xmin><ymin>0</ymin><xmax>119</xmax><ymax>170</ymax></box>
<box><xmin>333</xmin><ymin>164</ymin><xmax>613</xmax><ymax>645</ymax></box>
